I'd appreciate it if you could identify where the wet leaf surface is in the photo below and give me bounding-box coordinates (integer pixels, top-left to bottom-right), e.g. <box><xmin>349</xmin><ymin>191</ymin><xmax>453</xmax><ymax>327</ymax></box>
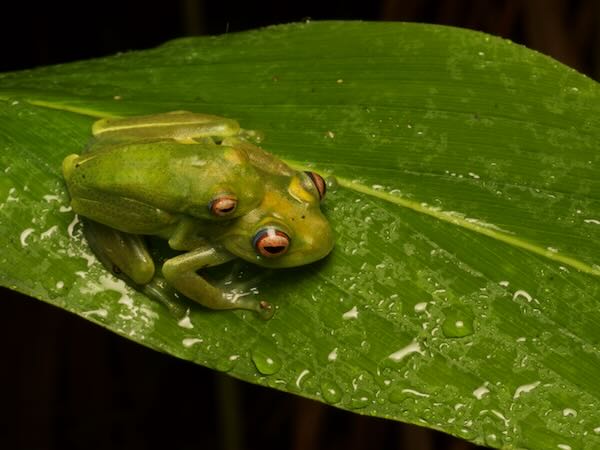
<box><xmin>1</xmin><ymin>22</ymin><xmax>599</xmax><ymax>449</ymax></box>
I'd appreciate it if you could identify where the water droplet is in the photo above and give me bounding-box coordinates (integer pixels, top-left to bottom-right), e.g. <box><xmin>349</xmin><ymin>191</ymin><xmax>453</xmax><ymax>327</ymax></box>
<box><xmin>182</xmin><ymin>338</ymin><xmax>203</xmax><ymax>348</ymax></box>
<box><xmin>513</xmin><ymin>381</ymin><xmax>540</xmax><ymax>399</ymax></box>
<box><xmin>342</xmin><ymin>305</ymin><xmax>359</xmax><ymax>320</ymax></box>
<box><xmin>294</xmin><ymin>369</ymin><xmax>311</xmax><ymax>389</ymax></box>
<box><xmin>327</xmin><ymin>347</ymin><xmax>338</xmax><ymax>361</ymax></box>
<box><xmin>41</xmin><ymin>277</ymin><xmax>60</xmax><ymax>299</ymax></box>
<box><xmin>388</xmin><ymin>340</ymin><xmax>424</xmax><ymax>362</ymax></box>
<box><xmin>347</xmin><ymin>390</ymin><xmax>372</xmax><ymax>409</ymax></box>
<box><xmin>394</xmin><ymin>396</ymin><xmax>418</xmax><ymax>417</ymax></box>
<box><xmin>320</xmin><ymin>380</ymin><xmax>342</xmax><ymax>404</ymax></box>
<box><xmin>441</xmin><ymin>309</ymin><xmax>474</xmax><ymax>338</ymax></box>
<box><xmin>388</xmin><ymin>387</ymin><xmax>430</xmax><ymax>404</ymax></box>
<box><xmin>177</xmin><ymin>314</ymin><xmax>194</xmax><ymax>329</ymax></box>
<box><xmin>512</xmin><ymin>289</ymin><xmax>533</xmax><ymax>302</ymax></box>
<box><xmin>414</xmin><ymin>302</ymin><xmax>428</xmax><ymax>313</ymax></box>
<box><xmin>20</xmin><ymin>227</ymin><xmax>35</xmax><ymax>247</ymax></box>
<box><xmin>473</xmin><ymin>384</ymin><xmax>490</xmax><ymax>399</ymax></box>
<box><xmin>215</xmin><ymin>357</ymin><xmax>236</xmax><ymax>372</ymax></box>
<box><xmin>484</xmin><ymin>433</ymin><xmax>500</xmax><ymax>446</ymax></box>
<box><xmin>325</xmin><ymin>176</ymin><xmax>338</xmax><ymax>192</ymax></box>
<box><xmin>388</xmin><ymin>388</ymin><xmax>404</xmax><ymax>404</ymax></box>
<box><xmin>251</xmin><ymin>345</ymin><xmax>282</xmax><ymax>375</ymax></box>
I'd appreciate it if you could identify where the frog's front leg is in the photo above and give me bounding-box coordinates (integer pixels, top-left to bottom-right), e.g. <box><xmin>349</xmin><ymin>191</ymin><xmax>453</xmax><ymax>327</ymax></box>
<box><xmin>162</xmin><ymin>245</ymin><xmax>274</xmax><ymax>319</ymax></box>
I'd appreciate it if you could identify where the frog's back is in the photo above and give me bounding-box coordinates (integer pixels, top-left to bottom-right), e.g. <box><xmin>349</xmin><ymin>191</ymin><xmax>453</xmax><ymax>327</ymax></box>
<box><xmin>63</xmin><ymin>140</ymin><xmax>264</xmax><ymax>228</ymax></box>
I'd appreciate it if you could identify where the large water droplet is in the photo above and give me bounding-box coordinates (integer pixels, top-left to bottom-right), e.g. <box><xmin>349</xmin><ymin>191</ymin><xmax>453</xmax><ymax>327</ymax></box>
<box><xmin>441</xmin><ymin>308</ymin><xmax>474</xmax><ymax>338</ymax></box>
<box><xmin>320</xmin><ymin>380</ymin><xmax>342</xmax><ymax>404</ymax></box>
<box><xmin>251</xmin><ymin>345</ymin><xmax>282</xmax><ymax>375</ymax></box>
<box><xmin>42</xmin><ymin>276</ymin><xmax>59</xmax><ymax>299</ymax></box>
<box><xmin>347</xmin><ymin>390</ymin><xmax>372</xmax><ymax>409</ymax></box>
<box><xmin>214</xmin><ymin>354</ymin><xmax>239</xmax><ymax>373</ymax></box>
<box><xmin>388</xmin><ymin>388</ymin><xmax>404</xmax><ymax>404</ymax></box>
<box><xmin>484</xmin><ymin>432</ymin><xmax>500</xmax><ymax>447</ymax></box>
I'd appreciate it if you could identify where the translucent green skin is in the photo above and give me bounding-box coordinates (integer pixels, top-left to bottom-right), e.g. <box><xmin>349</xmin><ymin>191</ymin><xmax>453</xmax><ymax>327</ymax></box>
<box><xmin>62</xmin><ymin>112</ymin><xmax>334</xmax><ymax>318</ymax></box>
<box><xmin>64</xmin><ymin>140</ymin><xmax>265</xmax><ymax>234</ymax></box>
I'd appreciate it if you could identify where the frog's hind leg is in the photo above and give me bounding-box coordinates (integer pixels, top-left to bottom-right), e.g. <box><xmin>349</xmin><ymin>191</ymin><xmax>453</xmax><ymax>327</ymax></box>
<box><xmin>82</xmin><ymin>218</ymin><xmax>155</xmax><ymax>285</ymax></box>
<box><xmin>82</xmin><ymin>219</ymin><xmax>188</xmax><ymax>317</ymax></box>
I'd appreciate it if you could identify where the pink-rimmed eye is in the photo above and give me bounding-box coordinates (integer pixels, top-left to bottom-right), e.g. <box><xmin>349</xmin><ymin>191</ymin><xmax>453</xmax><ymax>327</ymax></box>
<box><xmin>253</xmin><ymin>227</ymin><xmax>290</xmax><ymax>257</ymax></box>
<box><xmin>209</xmin><ymin>194</ymin><xmax>237</xmax><ymax>216</ymax></box>
<box><xmin>305</xmin><ymin>171</ymin><xmax>326</xmax><ymax>200</ymax></box>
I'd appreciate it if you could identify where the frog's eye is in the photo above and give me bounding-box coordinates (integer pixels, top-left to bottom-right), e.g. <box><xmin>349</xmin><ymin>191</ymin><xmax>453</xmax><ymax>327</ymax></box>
<box><xmin>253</xmin><ymin>227</ymin><xmax>290</xmax><ymax>258</ymax></box>
<box><xmin>305</xmin><ymin>171</ymin><xmax>327</xmax><ymax>201</ymax></box>
<box><xmin>209</xmin><ymin>194</ymin><xmax>238</xmax><ymax>216</ymax></box>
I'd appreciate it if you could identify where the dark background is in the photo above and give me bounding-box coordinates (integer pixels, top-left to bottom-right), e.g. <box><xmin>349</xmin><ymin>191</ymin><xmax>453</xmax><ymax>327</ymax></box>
<box><xmin>3</xmin><ymin>0</ymin><xmax>599</xmax><ymax>78</ymax></box>
<box><xmin>1</xmin><ymin>1</ymin><xmax>598</xmax><ymax>449</ymax></box>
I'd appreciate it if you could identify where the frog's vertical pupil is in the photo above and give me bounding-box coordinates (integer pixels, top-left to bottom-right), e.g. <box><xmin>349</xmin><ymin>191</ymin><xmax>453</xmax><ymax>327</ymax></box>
<box><xmin>209</xmin><ymin>194</ymin><xmax>238</xmax><ymax>216</ymax></box>
<box><xmin>305</xmin><ymin>171</ymin><xmax>326</xmax><ymax>200</ymax></box>
<box><xmin>253</xmin><ymin>227</ymin><xmax>290</xmax><ymax>257</ymax></box>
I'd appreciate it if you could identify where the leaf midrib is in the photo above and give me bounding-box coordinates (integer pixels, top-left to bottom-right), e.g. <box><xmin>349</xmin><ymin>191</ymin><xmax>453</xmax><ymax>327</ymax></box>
<box><xmin>333</xmin><ymin>175</ymin><xmax>600</xmax><ymax>276</ymax></box>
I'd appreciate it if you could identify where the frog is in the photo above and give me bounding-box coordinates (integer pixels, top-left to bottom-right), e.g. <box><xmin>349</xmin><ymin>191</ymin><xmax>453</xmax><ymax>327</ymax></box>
<box><xmin>62</xmin><ymin>111</ymin><xmax>334</xmax><ymax>319</ymax></box>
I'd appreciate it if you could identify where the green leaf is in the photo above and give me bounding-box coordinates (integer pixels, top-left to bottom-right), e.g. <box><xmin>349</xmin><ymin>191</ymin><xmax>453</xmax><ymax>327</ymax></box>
<box><xmin>1</xmin><ymin>21</ymin><xmax>599</xmax><ymax>449</ymax></box>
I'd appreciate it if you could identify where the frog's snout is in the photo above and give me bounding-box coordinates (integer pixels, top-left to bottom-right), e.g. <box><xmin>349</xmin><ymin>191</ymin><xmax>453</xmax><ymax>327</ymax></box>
<box><xmin>311</xmin><ymin>220</ymin><xmax>335</xmax><ymax>261</ymax></box>
<box><xmin>286</xmin><ymin>215</ymin><xmax>334</xmax><ymax>267</ymax></box>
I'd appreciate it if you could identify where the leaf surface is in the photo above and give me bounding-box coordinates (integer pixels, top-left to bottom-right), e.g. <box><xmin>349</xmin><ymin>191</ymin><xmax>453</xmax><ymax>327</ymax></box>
<box><xmin>1</xmin><ymin>22</ymin><xmax>599</xmax><ymax>449</ymax></box>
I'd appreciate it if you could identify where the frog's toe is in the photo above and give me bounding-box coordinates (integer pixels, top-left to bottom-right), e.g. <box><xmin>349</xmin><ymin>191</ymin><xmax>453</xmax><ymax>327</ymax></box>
<box><xmin>256</xmin><ymin>300</ymin><xmax>275</xmax><ymax>320</ymax></box>
<box><xmin>129</xmin><ymin>260</ymin><xmax>155</xmax><ymax>285</ymax></box>
<box><xmin>142</xmin><ymin>279</ymin><xmax>188</xmax><ymax>319</ymax></box>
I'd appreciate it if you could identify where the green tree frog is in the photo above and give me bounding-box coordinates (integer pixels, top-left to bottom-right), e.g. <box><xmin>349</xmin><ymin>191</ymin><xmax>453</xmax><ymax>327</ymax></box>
<box><xmin>62</xmin><ymin>111</ymin><xmax>334</xmax><ymax>319</ymax></box>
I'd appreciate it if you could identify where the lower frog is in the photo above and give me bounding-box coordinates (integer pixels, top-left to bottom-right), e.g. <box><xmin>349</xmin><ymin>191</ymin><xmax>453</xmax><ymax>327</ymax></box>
<box><xmin>62</xmin><ymin>111</ymin><xmax>334</xmax><ymax>319</ymax></box>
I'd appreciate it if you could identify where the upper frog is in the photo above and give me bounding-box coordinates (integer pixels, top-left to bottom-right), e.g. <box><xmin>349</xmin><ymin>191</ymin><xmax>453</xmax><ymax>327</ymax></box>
<box><xmin>62</xmin><ymin>111</ymin><xmax>334</xmax><ymax>318</ymax></box>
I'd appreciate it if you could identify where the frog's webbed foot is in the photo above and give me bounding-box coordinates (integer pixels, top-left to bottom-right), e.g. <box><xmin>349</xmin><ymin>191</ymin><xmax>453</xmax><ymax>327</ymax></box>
<box><xmin>162</xmin><ymin>246</ymin><xmax>274</xmax><ymax>319</ymax></box>
<box><xmin>223</xmin><ymin>291</ymin><xmax>273</xmax><ymax>320</ymax></box>
<box><xmin>141</xmin><ymin>276</ymin><xmax>188</xmax><ymax>319</ymax></box>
